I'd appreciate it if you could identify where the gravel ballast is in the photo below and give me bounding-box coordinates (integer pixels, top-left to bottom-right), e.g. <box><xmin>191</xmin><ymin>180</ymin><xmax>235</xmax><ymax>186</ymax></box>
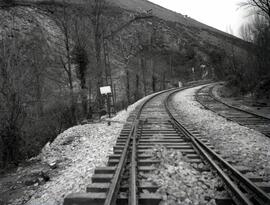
<box><xmin>171</xmin><ymin>86</ymin><xmax>270</xmax><ymax>180</ymax></box>
<box><xmin>9</xmin><ymin>95</ymin><xmax>152</xmax><ymax>205</ymax></box>
<box><xmin>145</xmin><ymin>146</ymin><xmax>224</xmax><ymax>205</ymax></box>
<box><xmin>139</xmin><ymin>92</ymin><xmax>226</xmax><ymax>205</ymax></box>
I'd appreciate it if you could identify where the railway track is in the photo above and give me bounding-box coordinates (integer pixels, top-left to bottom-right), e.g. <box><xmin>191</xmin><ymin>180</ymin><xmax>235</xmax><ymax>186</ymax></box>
<box><xmin>64</xmin><ymin>84</ymin><xmax>270</xmax><ymax>205</ymax></box>
<box><xmin>195</xmin><ymin>84</ymin><xmax>270</xmax><ymax>137</ymax></box>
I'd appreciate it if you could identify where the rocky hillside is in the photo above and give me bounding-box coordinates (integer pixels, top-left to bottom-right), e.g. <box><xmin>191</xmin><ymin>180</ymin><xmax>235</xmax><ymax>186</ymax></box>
<box><xmin>113</xmin><ymin>0</ymin><xmax>234</xmax><ymax>35</ymax></box>
<box><xmin>0</xmin><ymin>0</ymin><xmax>250</xmax><ymax>104</ymax></box>
<box><xmin>0</xmin><ymin>0</ymin><xmax>252</xmax><ymax>167</ymax></box>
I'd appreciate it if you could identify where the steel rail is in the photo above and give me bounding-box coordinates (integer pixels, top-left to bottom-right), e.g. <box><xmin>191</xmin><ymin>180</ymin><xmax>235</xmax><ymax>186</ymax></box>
<box><xmin>208</xmin><ymin>84</ymin><xmax>270</xmax><ymax>121</ymax></box>
<box><xmin>104</xmin><ymin>81</ymin><xmax>213</xmax><ymax>205</ymax></box>
<box><xmin>196</xmin><ymin>84</ymin><xmax>270</xmax><ymax>122</ymax></box>
<box><xmin>171</xmin><ymin>120</ymin><xmax>253</xmax><ymax>205</ymax></box>
<box><xmin>104</xmin><ymin>88</ymin><xmax>176</xmax><ymax>205</ymax></box>
<box><xmin>195</xmin><ymin>84</ymin><xmax>270</xmax><ymax>138</ymax></box>
<box><xmin>164</xmin><ymin>89</ymin><xmax>270</xmax><ymax>205</ymax></box>
<box><xmin>195</xmin><ymin>85</ymin><xmax>222</xmax><ymax>113</ymax></box>
<box><xmin>194</xmin><ymin>132</ymin><xmax>270</xmax><ymax>205</ymax></box>
<box><xmin>104</xmin><ymin>124</ymin><xmax>135</xmax><ymax>205</ymax></box>
<box><xmin>130</xmin><ymin>120</ymin><xmax>139</xmax><ymax>205</ymax></box>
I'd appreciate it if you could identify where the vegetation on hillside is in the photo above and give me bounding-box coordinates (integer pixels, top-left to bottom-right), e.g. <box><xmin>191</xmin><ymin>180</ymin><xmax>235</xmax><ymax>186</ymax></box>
<box><xmin>227</xmin><ymin>0</ymin><xmax>270</xmax><ymax>96</ymax></box>
<box><xmin>0</xmin><ymin>0</ymin><xmax>251</xmax><ymax>167</ymax></box>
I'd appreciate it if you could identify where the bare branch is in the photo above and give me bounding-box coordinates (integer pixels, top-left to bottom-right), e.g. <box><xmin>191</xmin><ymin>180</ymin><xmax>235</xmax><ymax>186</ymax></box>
<box><xmin>240</xmin><ymin>0</ymin><xmax>270</xmax><ymax>19</ymax></box>
<box><xmin>104</xmin><ymin>14</ymin><xmax>153</xmax><ymax>40</ymax></box>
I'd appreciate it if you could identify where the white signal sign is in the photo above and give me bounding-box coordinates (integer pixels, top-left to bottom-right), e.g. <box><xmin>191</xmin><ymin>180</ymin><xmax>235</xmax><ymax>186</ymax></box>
<box><xmin>100</xmin><ymin>86</ymin><xmax>112</xmax><ymax>95</ymax></box>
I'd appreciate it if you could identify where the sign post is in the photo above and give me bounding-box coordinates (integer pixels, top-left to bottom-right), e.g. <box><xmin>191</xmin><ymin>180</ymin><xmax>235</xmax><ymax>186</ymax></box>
<box><xmin>192</xmin><ymin>67</ymin><xmax>195</xmax><ymax>81</ymax></box>
<box><xmin>100</xmin><ymin>86</ymin><xmax>112</xmax><ymax>126</ymax></box>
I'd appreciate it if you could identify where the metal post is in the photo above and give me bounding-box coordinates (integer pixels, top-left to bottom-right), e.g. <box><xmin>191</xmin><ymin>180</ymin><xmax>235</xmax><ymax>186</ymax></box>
<box><xmin>107</xmin><ymin>94</ymin><xmax>111</xmax><ymax>126</ymax></box>
<box><xmin>113</xmin><ymin>84</ymin><xmax>116</xmax><ymax>113</ymax></box>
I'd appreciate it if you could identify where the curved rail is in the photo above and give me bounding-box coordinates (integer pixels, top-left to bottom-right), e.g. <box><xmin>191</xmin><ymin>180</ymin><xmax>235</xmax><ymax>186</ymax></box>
<box><xmin>104</xmin><ymin>82</ymin><xmax>211</xmax><ymax>205</ymax></box>
<box><xmin>196</xmin><ymin>84</ymin><xmax>270</xmax><ymax>137</ymax></box>
<box><xmin>104</xmin><ymin>88</ymin><xmax>176</xmax><ymax>205</ymax></box>
<box><xmin>165</xmin><ymin>88</ymin><xmax>270</xmax><ymax>205</ymax></box>
<box><xmin>63</xmin><ymin>81</ymin><xmax>222</xmax><ymax>205</ymax></box>
<box><xmin>208</xmin><ymin>85</ymin><xmax>270</xmax><ymax>121</ymax></box>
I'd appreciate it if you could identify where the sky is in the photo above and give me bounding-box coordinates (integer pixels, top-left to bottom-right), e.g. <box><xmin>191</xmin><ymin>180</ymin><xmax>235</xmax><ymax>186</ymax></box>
<box><xmin>148</xmin><ymin>0</ymin><xmax>249</xmax><ymax>37</ymax></box>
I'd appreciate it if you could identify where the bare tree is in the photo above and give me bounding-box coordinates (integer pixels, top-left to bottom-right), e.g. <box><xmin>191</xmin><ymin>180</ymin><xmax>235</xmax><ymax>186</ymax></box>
<box><xmin>239</xmin><ymin>1</ymin><xmax>270</xmax><ymax>92</ymax></box>
<box><xmin>134</xmin><ymin>72</ymin><xmax>140</xmax><ymax>101</ymax></box>
<box><xmin>240</xmin><ymin>23</ymin><xmax>254</xmax><ymax>42</ymax></box>
<box><xmin>149</xmin><ymin>25</ymin><xmax>167</xmax><ymax>92</ymax></box>
<box><xmin>52</xmin><ymin>4</ymin><xmax>78</xmax><ymax>124</ymax></box>
<box><xmin>88</xmin><ymin>0</ymin><xmax>107</xmax><ymax>112</ymax></box>
<box><xmin>118</xmin><ymin>34</ymin><xmax>142</xmax><ymax>104</ymax></box>
<box><xmin>252</xmin><ymin>16</ymin><xmax>270</xmax><ymax>74</ymax></box>
<box><xmin>0</xmin><ymin>34</ymin><xmax>28</xmax><ymax>166</ymax></box>
<box><xmin>134</xmin><ymin>31</ymin><xmax>149</xmax><ymax>96</ymax></box>
<box><xmin>28</xmin><ymin>28</ymin><xmax>52</xmax><ymax>118</ymax></box>
<box><xmin>72</xmin><ymin>43</ymin><xmax>89</xmax><ymax>118</ymax></box>
<box><xmin>135</xmin><ymin>24</ymin><xmax>167</xmax><ymax>94</ymax></box>
<box><xmin>240</xmin><ymin>0</ymin><xmax>270</xmax><ymax>20</ymax></box>
<box><xmin>240</xmin><ymin>15</ymin><xmax>270</xmax><ymax>75</ymax></box>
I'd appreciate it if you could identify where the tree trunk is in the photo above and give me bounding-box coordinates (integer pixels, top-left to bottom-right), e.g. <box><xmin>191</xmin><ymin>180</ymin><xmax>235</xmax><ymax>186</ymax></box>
<box><xmin>80</xmin><ymin>70</ymin><xmax>87</xmax><ymax>118</ymax></box>
<box><xmin>135</xmin><ymin>74</ymin><xmax>140</xmax><ymax>101</ymax></box>
<box><xmin>151</xmin><ymin>56</ymin><xmax>156</xmax><ymax>92</ymax></box>
<box><xmin>68</xmin><ymin>69</ymin><xmax>77</xmax><ymax>125</ymax></box>
<box><xmin>141</xmin><ymin>57</ymin><xmax>147</xmax><ymax>96</ymax></box>
<box><xmin>125</xmin><ymin>65</ymin><xmax>130</xmax><ymax>104</ymax></box>
<box><xmin>162</xmin><ymin>71</ymin><xmax>166</xmax><ymax>90</ymax></box>
<box><xmin>92</xmin><ymin>0</ymin><xmax>105</xmax><ymax>115</ymax></box>
<box><xmin>152</xmin><ymin>75</ymin><xmax>156</xmax><ymax>92</ymax></box>
<box><xmin>81</xmin><ymin>89</ymin><xmax>88</xmax><ymax>118</ymax></box>
<box><xmin>103</xmin><ymin>38</ymin><xmax>109</xmax><ymax>85</ymax></box>
<box><xmin>170</xmin><ymin>55</ymin><xmax>173</xmax><ymax>76</ymax></box>
<box><xmin>87</xmin><ymin>80</ymin><xmax>92</xmax><ymax>119</ymax></box>
<box><xmin>70</xmin><ymin>88</ymin><xmax>76</xmax><ymax>124</ymax></box>
<box><xmin>113</xmin><ymin>84</ymin><xmax>116</xmax><ymax>113</ymax></box>
<box><xmin>35</xmin><ymin>71</ymin><xmax>43</xmax><ymax>118</ymax></box>
<box><xmin>64</xmin><ymin>24</ymin><xmax>77</xmax><ymax>124</ymax></box>
<box><xmin>95</xmin><ymin>31</ymin><xmax>103</xmax><ymax>113</ymax></box>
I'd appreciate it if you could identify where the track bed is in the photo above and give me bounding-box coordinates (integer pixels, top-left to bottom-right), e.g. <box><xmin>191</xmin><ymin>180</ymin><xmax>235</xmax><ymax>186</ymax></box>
<box><xmin>196</xmin><ymin>84</ymin><xmax>270</xmax><ymax>137</ymax></box>
<box><xmin>64</xmin><ymin>85</ymin><xmax>270</xmax><ymax>205</ymax></box>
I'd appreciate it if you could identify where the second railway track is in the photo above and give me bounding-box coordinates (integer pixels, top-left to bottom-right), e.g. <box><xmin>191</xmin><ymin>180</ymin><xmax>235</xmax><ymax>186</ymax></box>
<box><xmin>64</xmin><ymin>84</ymin><xmax>270</xmax><ymax>205</ymax></box>
<box><xmin>196</xmin><ymin>84</ymin><xmax>270</xmax><ymax>137</ymax></box>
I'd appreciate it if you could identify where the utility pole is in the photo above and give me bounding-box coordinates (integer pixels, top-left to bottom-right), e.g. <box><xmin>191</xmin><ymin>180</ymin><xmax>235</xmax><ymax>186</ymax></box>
<box><xmin>107</xmin><ymin>93</ymin><xmax>111</xmax><ymax>125</ymax></box>
<box><xmin>101</xmin><ymin>11</ymin><xmax>153</xmax><ymax>111</ymax></box>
